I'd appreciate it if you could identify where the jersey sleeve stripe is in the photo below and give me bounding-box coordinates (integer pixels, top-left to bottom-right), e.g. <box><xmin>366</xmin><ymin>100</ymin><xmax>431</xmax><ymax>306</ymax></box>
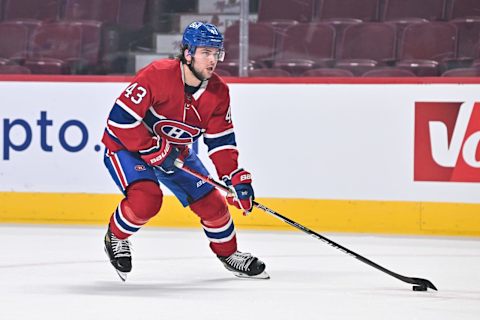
<box><xmin>116</xmin><ymin>99</ymin><xmax>143</xmax><ymax>121</ymax></box>
<box><xmin>203</xmin><ymin>128</ymin><xmax>234</xmax><ymax>139</ymax></box>
<box><xmin>204</xmin><ymin>132</ymin><xmax>236</xmax><ymax>150</ymax></box>
<box><xmin>208</xmin><ymin>145</ymin><xmax>238</xmax><ymax>156</ymax></box>
<box><xmin>107</xmin><ymin>119</ymin><xmax>142</xmax><ymax>129</ymax></box>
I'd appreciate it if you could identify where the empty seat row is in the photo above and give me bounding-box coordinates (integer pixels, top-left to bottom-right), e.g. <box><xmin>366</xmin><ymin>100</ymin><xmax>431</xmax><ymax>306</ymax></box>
<box><xmin>0</xmin><ymin>20</ymin><xmax>104</xmax><ymax>74</ymax></box>
<box><xmin>221</xmin><ymin>21</ymin><xmax>479</xmax><ymax>76</ymax></box>
<box><xmin>0</xmin><ymin>0</ymin><xmax>147</xmax><ymax>30</ymax></box>
<box><xmin>258</xmin><ymin>0</ymin><xmax>480</xmax><ymax>23</ymax></box>
<box><xmin>213</xmin><ymin>66</ymin><xmax>480</xmax><ymax>77</ymax></box>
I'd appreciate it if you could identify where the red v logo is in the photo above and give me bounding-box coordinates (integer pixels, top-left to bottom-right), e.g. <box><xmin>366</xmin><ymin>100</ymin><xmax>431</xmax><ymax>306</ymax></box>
<box><xmin>414</xmin><ymin>102</ymin><xmax>480</xmax><ymax>182</ymax></box>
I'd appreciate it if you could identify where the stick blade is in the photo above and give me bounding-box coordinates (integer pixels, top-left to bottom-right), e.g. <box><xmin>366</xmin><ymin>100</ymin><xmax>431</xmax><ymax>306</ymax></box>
<box><xmin>410</xmin><ymin>277</ymin><xmax>437</xmax><ymax>291</ymax></box>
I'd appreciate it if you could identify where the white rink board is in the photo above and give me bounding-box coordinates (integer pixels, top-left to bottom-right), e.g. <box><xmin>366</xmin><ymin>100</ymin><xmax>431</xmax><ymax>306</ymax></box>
<box><xmin>0</xmin><ymin>81</ymin><xmax>479</xmax><ymax>203</ymax></box>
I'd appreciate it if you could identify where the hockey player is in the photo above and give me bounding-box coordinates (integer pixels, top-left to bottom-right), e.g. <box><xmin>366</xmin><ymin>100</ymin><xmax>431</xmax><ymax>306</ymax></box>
<box><xmin>102</xmin><ymin>21</ymin><xmax>268</xmax><ymax>281</ymax></box>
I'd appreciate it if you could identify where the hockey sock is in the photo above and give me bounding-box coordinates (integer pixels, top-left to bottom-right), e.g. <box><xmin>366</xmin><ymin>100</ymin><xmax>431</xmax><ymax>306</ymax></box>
<box><xmin>109</xmin><ymin>180</ymin><xmax>163</xmax><ymax>239</ymax></box>
<box><xmin>190</xmin><ymin>190</ymin><xmax>237</xmax><ymax>257</ymax></box>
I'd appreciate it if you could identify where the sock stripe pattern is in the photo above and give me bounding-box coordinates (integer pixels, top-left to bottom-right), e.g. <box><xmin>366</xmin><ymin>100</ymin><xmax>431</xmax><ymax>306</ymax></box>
<box><xmin>113</xmin><ymin>203</ymin><xmax>142</xmax><ymax>235</ymax></box>
<box><xmin>202</xmin><ymin>216</ymin><xmax>236</xmax><ymax>243</ymax></box>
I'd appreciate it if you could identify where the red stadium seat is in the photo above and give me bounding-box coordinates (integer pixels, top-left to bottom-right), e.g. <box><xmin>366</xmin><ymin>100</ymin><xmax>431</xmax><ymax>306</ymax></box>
<box><xmin>0</xmin><ymin>64</ymin><xmax>31</xmax><ymax>74</ymax></box>
<box><xmin>442</xmin><ymin>67</ymin><xmax>480</xmax><ymax>76</ymax></box>
<box><xmin>451</xmin><ymin>18</ymin><xmax>480</xmax><ymax>59</ymax></box>
<box><xmin>64</xmin><ymin>0</ymin><xmax>119</xmax><ymax>24</ymax></box>
<box><xmin>249</xmin><ymin>68</ymin><xmax>292</xmax><ymax>77</ymax></box>
<box><xmin>3</xmin><ymin>0</ymin><xmax>61</xmax><ymax>21</ymax></box>
<box><xmin>336</xmin><ymin>22</ymin><xmax>397</xmax><ymax>75</ymax></box>
<box><xmin>381</xmin><ymin>0</ymin><xmax>446</xmax><ymax>21</ymax></box>
<box><xmin>0</xmin><ymin>22</ymin><xmax>30</xmax><ymax>61</ymax></box>
<box><xmin>396</xmin><ymin>22</ymin><xmax>457</xmax><ymax>76</ymax></box>
<box><xmin>321</xmin><ymin>18</ymin><xmax>363</xmax><ymax>57</ymax></box>
<box><xmin>362</xmin><ymin>67</ymin><xmax>416</xmax><ymax>77</ymax></box>
<box><xmin>224</xmin><ymin>22</ymin><xmax>277</xmax><ymax>62</ymax></box>
<box><xmin>302</xmin><ymin>68</ymin><xmax>354</xmax><ymax>76</ymax></box>
<box><xmin>117</xmin><ymin>0</ymin><xmax>147</xmax><ymax>30</ymax></box>
<box><xmin>24</xmin><ymin>58</ymin><xmax>68</xmax><ymax>74</ymax></box>
<box><xmin>26</xmin><ymin>22</ymin><xmax>84</xmax><ymax>73</ymax></box>
<box><xmin>316</xmin><ymin>0</ymin><xmax>380</xmax><ymax>21</ymax></box>
<box><xmin>273</xmin><ymin>23</ymin><xmax>336</xmax><ymax>75</ymax></box>
<box><xmin>223</xmin><ymin>22</ymin><xmax>278</xmax><ymax>73</ymax></box>
<box><xmin>257</xmin><ymin>0</ymin><xmax>315</xmax><ymax>23</ymax></box>
<box><xmin>69</xmin><ymin>20</ymin><xmax>103</xmax><ymax>67</ymax></box>
<box><xmin>447</xmin><ymin>0</ymin><xmax>480</xmax><ymax>19</ymax></box>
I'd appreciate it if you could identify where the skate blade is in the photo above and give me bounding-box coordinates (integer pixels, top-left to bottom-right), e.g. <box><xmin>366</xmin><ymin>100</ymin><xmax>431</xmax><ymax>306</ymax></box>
<box><xmin>116</xmin><ymin>270</ymin><xmax>128</xmax><ymax>282</ymax></box>
<box><xmin>233</xmin><ymin>271</ymin><xmax>270</xmax><ymax>280</ymax></box>
<box><xmin>104</xmin><ymin>247</ymin><xmax>129</xmax><ymax>282</ymax></box>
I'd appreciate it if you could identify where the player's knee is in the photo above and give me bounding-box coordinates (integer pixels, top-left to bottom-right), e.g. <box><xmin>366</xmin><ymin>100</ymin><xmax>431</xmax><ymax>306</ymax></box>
<box><xmin>190</xmin><ymin>190</ymin><xmax>229</xmax><ymax>223</ymax></box>
<box><xmin>125</xmin><ymin>180</ymin><xmax>163</xmax><ymax>222</ymax></box>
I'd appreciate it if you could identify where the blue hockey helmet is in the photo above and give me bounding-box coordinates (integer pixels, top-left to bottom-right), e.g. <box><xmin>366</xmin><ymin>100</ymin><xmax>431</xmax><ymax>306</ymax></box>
<box><xmin>182</xmin><ymin>21</ymin><xmax>225</xmax><ymax>61</ymax></box>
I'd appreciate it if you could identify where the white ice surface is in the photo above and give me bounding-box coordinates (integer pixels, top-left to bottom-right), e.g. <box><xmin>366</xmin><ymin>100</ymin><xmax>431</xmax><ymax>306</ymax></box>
<box><xmin>1</xmin><ymin>225</ymin><xmax>479</xmax><ymax>320</ymax></box>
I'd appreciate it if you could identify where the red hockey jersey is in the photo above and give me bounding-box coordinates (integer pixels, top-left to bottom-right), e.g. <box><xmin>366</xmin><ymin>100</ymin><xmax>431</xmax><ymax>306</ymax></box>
<box><xmin>102</xmin><ymin>59</ymin><xmax>239</xmax><ymax>178</ymax></box>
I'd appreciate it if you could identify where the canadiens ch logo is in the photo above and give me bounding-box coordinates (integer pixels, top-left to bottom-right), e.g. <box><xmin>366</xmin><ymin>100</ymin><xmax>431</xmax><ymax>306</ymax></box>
<box><xmin>153</xmin><ymin>119</ymin><xmax>203</xmax><ymax>145</ymax></box>
<box><xmin>134</xmin><ymin>164</ymin><xmax>146</xmax><ymax>171</ymax></box>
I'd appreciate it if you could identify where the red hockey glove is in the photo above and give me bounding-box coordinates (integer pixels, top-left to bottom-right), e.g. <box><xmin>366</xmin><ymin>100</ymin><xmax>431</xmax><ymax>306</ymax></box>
<box><xmin>140</xmin><ymin>137</ymin><xmax>180</xmax><ymax>174</ymax></box>
<box><xmin>222</xmin><ymin>168</ymin><xmax>255</xmax><ymax>215</ymax></box>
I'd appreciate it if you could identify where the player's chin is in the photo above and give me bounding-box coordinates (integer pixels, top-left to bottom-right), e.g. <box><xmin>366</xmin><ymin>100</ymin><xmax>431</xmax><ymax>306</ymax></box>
<box><xmin>204</xmin><ymin>67</ymin><xmax>214</xmax><ymax>79</ymax></box>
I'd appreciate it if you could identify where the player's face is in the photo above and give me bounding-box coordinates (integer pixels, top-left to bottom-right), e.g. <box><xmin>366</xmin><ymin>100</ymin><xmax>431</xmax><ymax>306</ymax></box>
<box><xmin>191</xmin><ymin>47</ymin><xmax>223</xmax><ymax>80</ymax></box>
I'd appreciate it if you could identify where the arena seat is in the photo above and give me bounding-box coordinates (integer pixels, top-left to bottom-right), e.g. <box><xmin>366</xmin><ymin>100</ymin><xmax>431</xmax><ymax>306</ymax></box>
<box><xmin>0</xmin><ymin>64</ymin><xmax>31</xmax><ymax>74</ymax></box>
<box><xmin>335</xmin><ymin>22</ymin><xmax>397</xmax><ymax>75</ymax></box>
<box><xmin>25</xmin><ymin>22</ymin><xmax>84</xmax><ymax>73</ymax></box>
<box><xmin>302</xmin><ymin>68</ymin><xmax>354</xmax><ymax>76</ymax></box>
<box><xmin>381</xmin><ymin>0</ymin><xmax>446</xmax><ymax>21</ymax></box>
<box><xmin>63</xmin><ymin>0</ymin><xmax>119</xmax><ymax>24</ymax></box>
<box><xmin>396</xmin><ymin>22</ymin><xmax>457</xmax><ymax>76</ymax></box>
<box><xmin>447</xmin><ymin>0</ymin><xmax>480</xmax><ymax>19</ymax></box>
<box><xmin>0</xmin><ymin>22</ymin><xmax>30</xmax><ymax>61</ymax></box>
<box><xmin>316</xmin><ymin>0</ymin><xmax>380</xmax><ymax>21</ymax></box>
<box><xmin>442</xmin><ymin>67</ymin><xmax>480</xmax><ymax>76</ymax></box>
<box><xmin>249</xmin><ymin>68</ymin><xmax>292</xmax><ymax>77</ymax></box>
<box><xmin>451</xmin><ymin>18</ymin><xmax>480</xmax><ymax>59</ymax></box>
<box><xmin>362</xmin><ymin>67</ymin><xmax>416</xmax><ymax>77</ymax></box>
<box><xmin>257</xmin><ymin>0</ymin><xmax>315</xmax><ymax>23</ymax></box>
<box><xmin>273</xmin><ymin>23</ymin><xmax>336</xmax><ymax>75</ymax></box>
<box><xmin>3</xmin><ymin>0</ymin><xmax>61</xmax><ymax>21</ymax></box>
<box><xmin>224</xmin><ymin>22</ymin><xmax>277</xmax><ymax>67</ymax></box>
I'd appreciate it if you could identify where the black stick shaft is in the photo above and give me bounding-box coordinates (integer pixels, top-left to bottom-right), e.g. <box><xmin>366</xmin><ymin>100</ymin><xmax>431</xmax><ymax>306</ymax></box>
<box><xmin>175</xmin><ymin>161</ymin><xmax>437</xmax><ymax>290</ymax></box>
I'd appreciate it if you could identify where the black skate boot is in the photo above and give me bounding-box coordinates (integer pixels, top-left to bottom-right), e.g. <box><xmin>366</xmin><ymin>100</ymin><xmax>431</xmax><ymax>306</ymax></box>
<box><xmin>218</xmin><ymin>251</ymin><xmax>270</xmax><ymax>279</ymax></box>
<box><xmin>104</xmin><ymin>225</ymin><xmax>132</xmax><ymax>281</ymax></box>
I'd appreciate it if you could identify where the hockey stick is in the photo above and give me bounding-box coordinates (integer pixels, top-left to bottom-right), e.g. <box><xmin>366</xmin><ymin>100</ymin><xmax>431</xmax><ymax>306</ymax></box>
<box><xmin>174</xmin><ymin>160</ymin><xmax>437</xmax><ymax>291</ymax></box>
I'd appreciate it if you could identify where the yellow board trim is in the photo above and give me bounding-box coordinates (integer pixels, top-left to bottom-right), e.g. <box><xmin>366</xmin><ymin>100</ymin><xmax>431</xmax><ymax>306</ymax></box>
<box><xmin>1</xmin><ymin>192</ymin><xmax>479</xmax><ymax>236</ymax></box>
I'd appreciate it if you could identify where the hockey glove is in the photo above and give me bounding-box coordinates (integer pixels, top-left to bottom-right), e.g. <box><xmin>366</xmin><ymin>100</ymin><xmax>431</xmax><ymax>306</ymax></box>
<box><xmin>222</xmin><ymin>168</ymin><xmax>255</xmax><ymax>215</ymax></box>
<box><xmin>140</xmin><ymin>137</ymin><xmax>180</xmax><ymax>174</ymax></box>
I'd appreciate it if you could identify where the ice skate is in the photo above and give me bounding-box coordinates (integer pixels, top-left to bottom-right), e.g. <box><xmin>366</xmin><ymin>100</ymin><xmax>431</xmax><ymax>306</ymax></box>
<box><xmin>104</xmin><ymin>225</ymin><xmax>132</xmax><ymax>281</ymax></box>
<box><xmin>218</xmin><ymin>251</ymin><xmax>270</xmax><ymax>279</ymax></box>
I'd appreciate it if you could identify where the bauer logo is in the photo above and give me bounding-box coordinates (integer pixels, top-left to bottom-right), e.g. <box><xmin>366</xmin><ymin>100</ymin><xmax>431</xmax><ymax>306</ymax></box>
<box><xmin>414</xmin><ymin>101</ymin><xmax>480</xmax><ymax>182</ymax></box>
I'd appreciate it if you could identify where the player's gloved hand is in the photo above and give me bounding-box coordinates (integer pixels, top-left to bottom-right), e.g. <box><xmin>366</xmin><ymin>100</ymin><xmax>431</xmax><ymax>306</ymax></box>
<box><xmin>222</xmin><ymin>168</ymin><xmax>255</xmax><ymax>215</ymax></box>
<box><xmin>140</xmin><ymin>137</ymin><xmax>180</xmax><ymax>174</ymax></box>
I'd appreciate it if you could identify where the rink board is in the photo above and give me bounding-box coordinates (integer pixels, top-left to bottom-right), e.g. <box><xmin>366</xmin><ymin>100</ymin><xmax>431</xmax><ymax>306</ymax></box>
<box><xmin>0</xmin><ymin>76</ymin><xmax>479</xmax><ymax>236</ymax></box>
<box><xmin>0</xmin><ymin>192</ymin><xmax>479</xmax><ymax>236</ymax></box>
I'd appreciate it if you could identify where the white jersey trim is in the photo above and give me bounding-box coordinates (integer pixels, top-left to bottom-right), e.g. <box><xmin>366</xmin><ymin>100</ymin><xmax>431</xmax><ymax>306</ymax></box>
<box><xmin>108</xmin><ymin>119</ymin><xmax>142</xmax><ymax>129</ymax></box>
<box><xmin>204</xmin><ymin>128</ymin><xmax>234</xmax><ymax>139</ymax></box>
<box><xmin>208</xmin><ymin>145</ymin><xmax>237</xmax><ymax>156</ymax></box>
<box><xmin>116</xmin><ymin>99</ymin><xmax>143</xmax><ymax>121</ymax></box>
